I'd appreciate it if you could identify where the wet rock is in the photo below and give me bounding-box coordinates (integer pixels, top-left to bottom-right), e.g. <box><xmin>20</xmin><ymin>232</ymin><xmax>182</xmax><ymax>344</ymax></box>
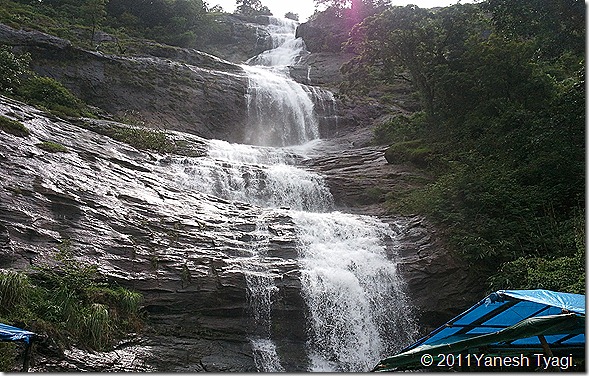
<box><xmin>302</xmin><ymin>135</ymin><xmax>487</xmax><ymax>334</ymax></box>
<box><xmin>199</xmin><ymin>14</ymin><xmax>274</xmax><ymax>63</ymax></box>
<box><xmin>389</xmin><ymin>216</ymin><xmax>486</xmax><ymax>333</ymax></box>
<box><xmin>0</xmin><ymin>96</ymin><xmax>309</xmax><ymax>372</ymax></box>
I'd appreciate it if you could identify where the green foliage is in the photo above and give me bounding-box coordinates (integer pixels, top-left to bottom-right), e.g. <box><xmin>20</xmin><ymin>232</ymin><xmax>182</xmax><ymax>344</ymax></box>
<box><xmin>0</xmin><ymin>271</ymin><xmax>31</xmax><ymax>312</ymax></box>
<box><xmin>483</xmin><ymin>0</ymin><xmax>585</xmax><ymax>59</ymax></box>
<box><xmin>83</xmin><ymin>303</ymin><xmax>111</xmax><ymax>349</ymax></box>
<box><xmin>384</xmin><ymin>140</ymin><xmax>433</xmax><ymax>168</ymax></box>
<box><xmin>0</xmin><ymin>342</ymin><xmax>18</xmax><ymax>372</ymax></box>
<box><xmin>16</xmin><ymin>76</ymin><xmax>87</xmax><ymax>118</ymax></box>
<box><xmin>373</xmin><ymin>112</ymin><xmax>427</xmax><ymax>144</ymax></box>
<box><xmin>344</xmin><ymin>3</ymin><xmax>489</xmax><ymax>116</ymax></box>
<box><xmin>355</xmin><ymin>1</ymin><xmax>585</xmax><ymax>291</ymax></box>
<box><xmin>36</xmin><ymin>141</ymin><xmax>68</xmax><ymax>153</ymax></box>
<box><xmin>0</xmin><ymin>241</ymin><xmax>144</xmax><ymax>354</ymax></box>
<box><xmin>0</xmin><ymin>46</ymin><xmax>31</xmax><ymax>94</ymax></box>
<box><xmin>235</xmin><ymin>0</ymin><xmax>272</xmax><ymax>16</ymax></box>
<box><xmin>305</xmin><ymin>1</ymin><xmax>389</xmax><ymax>53</ymax></box>
<box><xmin>490</xmin><ymin>209</ymin><xmax>585</xmax><ymax>293</ymax></box>
<box><xmin>2</xmin><ymin>0</ymin><xmax>226</xmax><ymax>50</ymax></box>
<box><xmin>0</xmin><ymin>115</ymin><xmax>30</xmax><ymax>137</ymax></box>
<box><xmin>105</xmin><ymin>0</ymin><xmax>217</xmax><ymax>48</ymax></box>
<box><xmin>0</xmin><ymin>44</ymin><xmax>91</xmax><ymax>118</ymax></box>
<box><xmin>110</xmin><ymin>126</ymin><xmax>175</xmax><ymax>153</ymax></box>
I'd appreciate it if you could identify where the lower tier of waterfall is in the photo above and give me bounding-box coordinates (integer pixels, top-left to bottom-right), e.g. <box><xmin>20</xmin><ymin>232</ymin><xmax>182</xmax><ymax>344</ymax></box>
<box><xmin>167</xmin><ymin>139</ymin><xmax>419</xmax><ymax>372</ymax></box>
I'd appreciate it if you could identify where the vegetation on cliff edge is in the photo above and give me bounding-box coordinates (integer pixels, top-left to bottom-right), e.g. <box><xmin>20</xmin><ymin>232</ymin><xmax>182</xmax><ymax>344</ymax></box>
<box><xmin>0</xmin><ymin>240</ymin><xmax>143</xmax><ymax>371</ymax></box>
<box><xmin>336</xmin><ymin>0</ymin><xmax>584</xmax><ymax>293</ymax></box>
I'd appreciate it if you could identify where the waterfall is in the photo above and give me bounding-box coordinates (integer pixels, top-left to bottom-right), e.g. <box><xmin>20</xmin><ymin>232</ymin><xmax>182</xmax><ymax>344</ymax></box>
<box><xmin>242</xmin><ymin>65</ymin><xmax>320</xmax><ymax>147</ymax></box>
<box><xmin>173</xmin><ymin>16</ymin><xmax>417</xmax><ymax>372</ymax></box>
<box><xmin>291</xmin><ymin>211</ymin><xmax>417</xmax><ymax>372</ymax></box>
<box><xmin>241</xmin><ymin>16</ymin><xmax>336</xmax><ymax>147</ymax></box>
<box><xmin>242</xmin><ymin>213</ymin><xmax>285</xmax><ymax>372</ymax></box>
<box><xmin>169</xmin><ymin>140</ymin><xmax>333</xmax><ymax>212</ymax></box>
<box><xmin>246</xmin><ymin>17</ymin><xmax>306</xmax><ymax>67</ymax></box>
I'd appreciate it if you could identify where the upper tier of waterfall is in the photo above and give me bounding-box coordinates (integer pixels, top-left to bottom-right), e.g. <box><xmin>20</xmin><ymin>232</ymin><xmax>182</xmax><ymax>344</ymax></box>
<box><xmin>240</xmin><ymin>17</ymin><xmax>335</xmax><ymax>147</ymax></box>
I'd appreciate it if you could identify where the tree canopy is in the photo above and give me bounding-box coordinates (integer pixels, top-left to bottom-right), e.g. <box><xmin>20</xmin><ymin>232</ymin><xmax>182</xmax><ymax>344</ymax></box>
<box><xmin>341</xmin><ymin>0</ymin><xmax>585</xmax><ymax>293</ymax></box>
<box><xmin>235</xmin><ymin>0</ymin><xmax>272</xmax><ymax>16</ymax></box>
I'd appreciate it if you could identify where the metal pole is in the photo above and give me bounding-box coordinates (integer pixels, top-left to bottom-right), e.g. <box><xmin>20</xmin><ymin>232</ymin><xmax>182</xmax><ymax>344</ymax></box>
<box><xmin>21</xmin><ymin>340</ymin><xmax>32</xmax><ymax>372</ymax></box>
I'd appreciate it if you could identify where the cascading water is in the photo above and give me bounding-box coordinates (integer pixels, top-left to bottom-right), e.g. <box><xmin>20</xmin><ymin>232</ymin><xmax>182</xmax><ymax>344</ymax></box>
<box><xmin>172</xmin><ymin>16</ymin><xmax>417</xmax><ymax>372</ymax></box>
<box><xmin>291</xmin><ymin>211</ymin><xmax>417</xmax><ymax>372</ymax></box>
<box><xmin>241</xmin><ymin>17</ymin><xmax>334</xmax><ymax>147</ymax></box>
<box><xmin>242</xmin><ymin>65</ymin><xmax>320</xmax><ymax>146</ymax></box>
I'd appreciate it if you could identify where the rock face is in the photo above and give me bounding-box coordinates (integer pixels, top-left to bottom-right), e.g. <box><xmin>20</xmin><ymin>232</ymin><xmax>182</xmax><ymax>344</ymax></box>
<box><xmin>200</xmin><ymin>14</ymin><xmax>274</xmax><ymax>63</ymax></box>
<box><xmin>0</xmin><ymin>24</ymin><xmax>249</xmax><ymax>142</ymax></box>
<box><xmin>0</xmin><ymin>14</ymin><xmax>487</xmax><ymax>372</ymax></box>
<box><xmin>0</xmin><ymin>97</ymin><xmax>309</xmax><ymax>371</ymax></box>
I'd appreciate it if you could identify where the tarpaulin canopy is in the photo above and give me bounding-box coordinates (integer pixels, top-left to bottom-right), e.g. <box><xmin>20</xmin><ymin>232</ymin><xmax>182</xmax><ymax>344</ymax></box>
<box><xmin>0</xmin><ymin>323</ymin><xmax>35</xmax><ymax>344</ymax></box>
<box><xmin>373</xmin><ymin>289</ymin><xmax>585</xmax><ymax>371</ymax></box>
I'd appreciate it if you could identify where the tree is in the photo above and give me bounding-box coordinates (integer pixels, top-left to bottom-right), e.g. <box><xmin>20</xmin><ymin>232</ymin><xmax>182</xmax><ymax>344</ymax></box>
<box><xmin>235</xmin><ymin>0</ymin><xmax>272</xmax><ymax>16</ymax></box>
<box><xmin>483</xmin><ymin>0</ymin><xmax>585</xmax><ymax>59</ymax></box>
<box><xmin>81</xmin><ymin>0</ymin><xmax>107</xmax><ymax>43</ymax></box>
<box><xmin>209</xmin><ymin>5</ymin><xmax>224</xmax><ymax>13</ymax></box>
<box><xmin>343</xmin><ymin>4</ymin><xmax>488</xmax><ymax>118</ymax></box>
<box><xmin>344</xmin><ymin>5</ymin><xmax>439</xmax><ymax>115</ymax></box>
<box><xmin>0</xmin><ymin>46</ymin><xmax>31</xmax><ymax>94</ymax></box>
<box><xmin>285</xmin><ymin>12</ymin><xmax>299</xmax><ymax>21</ymax></box>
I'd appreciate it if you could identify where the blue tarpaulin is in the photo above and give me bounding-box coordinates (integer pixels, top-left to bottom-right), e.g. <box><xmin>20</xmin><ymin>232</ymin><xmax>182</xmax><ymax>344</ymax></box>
<box><xmin>373</xmin><ymin>289</ymin><xmax>585</xmax><ymax>371</ymax></box>
<box><xmin>0</xmin><ymin>323</ymin><xmax>35</xmax><ymax>343</ymax></box>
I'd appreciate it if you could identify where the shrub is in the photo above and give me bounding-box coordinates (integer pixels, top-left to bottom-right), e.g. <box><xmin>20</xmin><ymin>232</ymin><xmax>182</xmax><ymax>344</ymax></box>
<box><xmin>0</xmin><ymin>342</ymin><xmax>17</xmax><ymax>372</ymax></box>
<box><xmin>112</xmin><ymin>126</ymin><xmax>174</xmax><ymax>153</ymax></box>
<box><xmin>0</xmin><ymin>45</ymin><xmax>30</xmax><ymax>94</ymax></box>
<box><xmin>0</xmin><ymin>271</ymin><xmax>31</xmax><ymax>313</ymax></box>
<box><xmin>16</xmin><ymin>76</ymin><xmax>86</xmax><ymax>118</ymax></box>
<box><xmin>36</xmin><ymin>141</ymin><xmax>68</xmax><ymax>153</ymax></box>
<box><xmin>0</xmin><ymin>115</ymin><xmax>30</xmax><ymax>137</ymax></box>
<box><xmin>0</xmin><ymin>250</ymin><xmax>144</xmax><ymax>355</ymax></box>
<box><xmin>115</xmin><ymin>287</ymin><xmax>143</xmax><ymax>315</ymax></box>
<box><xmin>373</xmin><ymin>112</ymin><xmax>427</xmax><ymax>145</ymax></box>
<box><xmin>83</xmin><ymin>303</ymin><xmax>112</xmax><ymax>350</ymax></box>
<box><xmin>384</xmin><ymin>139</ymin><xmax>434</xmax><ymax>168</ymax></box>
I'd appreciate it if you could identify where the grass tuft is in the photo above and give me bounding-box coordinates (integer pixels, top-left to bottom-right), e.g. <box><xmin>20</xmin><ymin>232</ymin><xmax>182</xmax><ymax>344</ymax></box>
<box><xmin>84</xmin><ymin>303</ymin><xmax>111</xmax><ymax>350</ymax></box>
<box><xmin>36</xmin><ymin>141</ymin><xmax>68</xmax><ymax>153</ymax></box>
<box><xmin>0</xmin><ymin>115</ymin><xmax>29</xmax><ymax>137</ymax></box>
<box><xmin>0</xmin><ymin>271</ymin><xmax>30</xmax><ymax>313</ymax></box>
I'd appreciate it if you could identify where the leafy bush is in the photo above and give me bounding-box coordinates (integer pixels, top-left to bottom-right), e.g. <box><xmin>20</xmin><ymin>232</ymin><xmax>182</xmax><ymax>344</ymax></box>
<box><xmin>0</xmin><ymin>115</ymin><xmax>30</xmax><ymax>137</ymax></box>
<box><xmin>0</xmin><ymin>271</ymin><xmax>31</xmax><ymax>312</ymax></box>
<box><xmin>0</xmin><ymin>243</ymin><xmax>144</xmax><ymax>358</ymax></box>
<box><xmin>113</xmin><ymin>127</ymin><xmax>174</xmax><ymax>152</ymax></box>
<box><xmin>0</xmin><ymin>46</ymin><xmax>31</xmax><ymax>94</ymax></box>
<box><xmin>0</xmin><ymin>44</ymin><xmax>91</xmax><ymax>118</ymax></box>
<box><xmin>0</xmin><ymin>342</ymin><xmax>18</xmax><ymax>372</ymax></box>
<box><xmin>17</xmin><ymin>76</ymin><xmax>87</xmax><ymax>118</ymax></box>
<box><xmin>384</xmin><ymin>139</ymin><xmax>434</xmax><ymax>168</ymax></box>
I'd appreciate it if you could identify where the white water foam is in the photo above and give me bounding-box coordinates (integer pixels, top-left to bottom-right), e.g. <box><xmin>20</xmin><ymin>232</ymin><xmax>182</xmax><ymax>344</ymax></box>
<box><xmin>291</xmin><ymin>211</ymin><xmax>418</xmax><ymax>372</ymax></box>
<box><xmin>169</xmin><ymin>140</ymin><xmax>333</xmax><ymax>212</ymax></box>
<box><xmin>242</xmin><ymin>65</ymin><xmax>320</xmax><ymax>146</ymax></box>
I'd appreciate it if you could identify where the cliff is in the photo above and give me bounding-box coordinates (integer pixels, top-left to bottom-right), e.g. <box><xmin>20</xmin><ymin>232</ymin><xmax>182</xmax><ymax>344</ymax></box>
<box><xmin>0</xmin><ymin>14</ymin><xmax>485</xmax><ymax>372</ymax></box>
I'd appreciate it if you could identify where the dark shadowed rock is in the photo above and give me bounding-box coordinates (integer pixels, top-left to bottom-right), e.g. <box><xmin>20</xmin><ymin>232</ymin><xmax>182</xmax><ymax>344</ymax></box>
<box><xmin>0</xmin><ymin>23</ymin><xmax>249</xmax><ymax>142</ymax></box>
<box><xmin>200</xmin><ymin>14</ymin><xmax>274</xmax><ymax>63</ymax></box>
